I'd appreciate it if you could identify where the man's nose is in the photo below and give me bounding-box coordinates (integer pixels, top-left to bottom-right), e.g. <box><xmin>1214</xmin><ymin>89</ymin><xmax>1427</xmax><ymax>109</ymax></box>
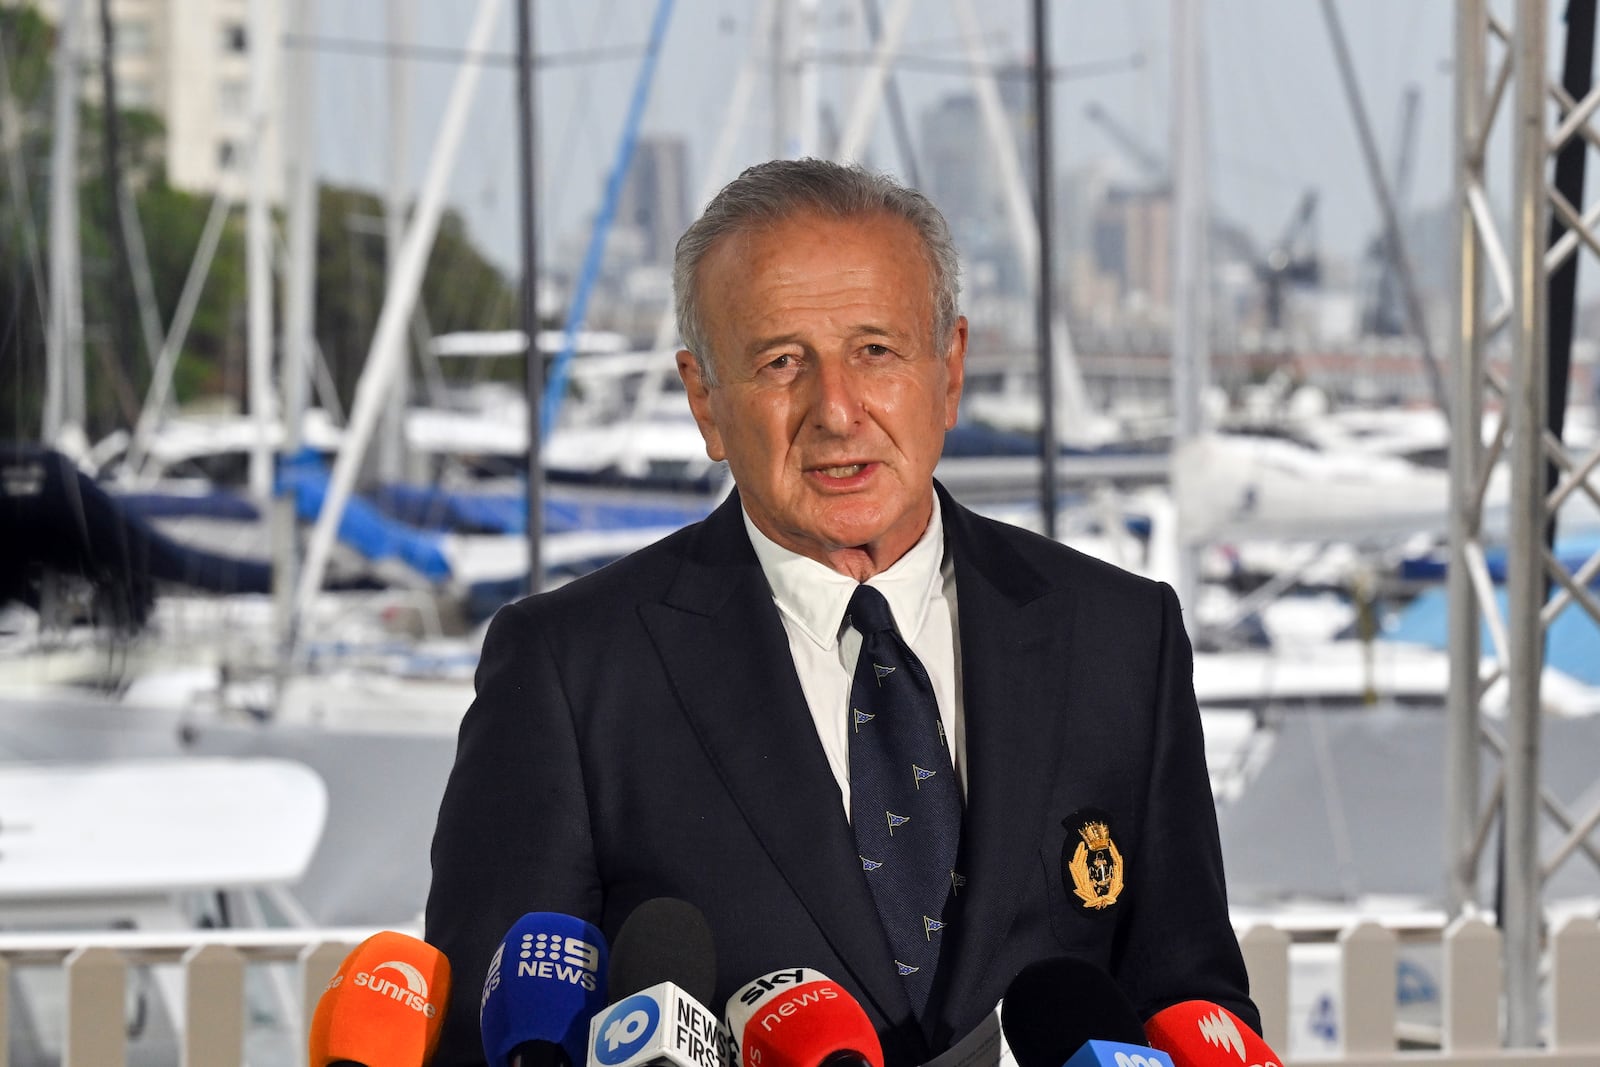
<box><xmin>808</xmin><ymin>356</ymin><xmax>864</xmax><ymax>433</ymax></box>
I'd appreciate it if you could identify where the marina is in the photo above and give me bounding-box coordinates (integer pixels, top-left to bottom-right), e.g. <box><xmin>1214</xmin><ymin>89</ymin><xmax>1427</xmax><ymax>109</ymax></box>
<box><xmin>3</xmin><ymin>0</ymin><xmax>1600</xmax><ymax>1063</ymax></box>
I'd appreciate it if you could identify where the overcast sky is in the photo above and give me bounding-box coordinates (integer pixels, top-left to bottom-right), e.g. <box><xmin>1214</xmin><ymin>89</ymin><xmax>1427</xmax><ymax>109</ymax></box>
<box><xmin>301</xmin><ymin>2</ymin><xmax>1503</xmax><ymax>281</ymax></box>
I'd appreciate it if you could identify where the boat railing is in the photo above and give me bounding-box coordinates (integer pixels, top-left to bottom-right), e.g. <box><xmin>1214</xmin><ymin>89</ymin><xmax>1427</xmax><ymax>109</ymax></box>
<box><xmin>0</xmin><ymin>915</ymin><xmax>1596</xmax><ymax>1064</ymax></box>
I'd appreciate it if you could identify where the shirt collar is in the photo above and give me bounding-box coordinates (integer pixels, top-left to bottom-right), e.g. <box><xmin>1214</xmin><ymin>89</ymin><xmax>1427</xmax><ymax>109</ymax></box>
<box><xmin>743</xmin><ymin>493</ymin><xmax>946</xmax><ymax>651</ymax></box>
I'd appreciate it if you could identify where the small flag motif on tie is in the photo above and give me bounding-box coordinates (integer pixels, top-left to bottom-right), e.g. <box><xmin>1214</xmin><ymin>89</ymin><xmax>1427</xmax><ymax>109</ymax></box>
<box><xmin>950</xmin><ymin>871</ymin><xmax>968</xmax><ymax>895</ymax></box>
<box><xmin>912</xmin><ymin>765</ymin><xmax>936</xmax><ymax>788</ymax></box>
<box><xmin>873</xmin><ymin>663</ymin><xmax>896</xmax><ymax>685</ymax></box>
<box><xmin>861</xmin><ymin>856</ymin><xmax>883</xmax><ymax>871</ymax></box>
<box><xmin>923</xmin><ymin>916</ymin><xmax>946</xmax><ymax>940</ymax></box>
<box><xmin>853</xmin><ymin>708</ymin><xmax>875</xmax><ymax>732</ymax></box>
<box><xmin>896</xmin><ymin>961</ymin><xmax>920</xmax><ymax>976</ymax></box>
<box><xmin>886</xmin><ymin>811</ymin><xmax>910</xmax><ymax>834</ymax></box>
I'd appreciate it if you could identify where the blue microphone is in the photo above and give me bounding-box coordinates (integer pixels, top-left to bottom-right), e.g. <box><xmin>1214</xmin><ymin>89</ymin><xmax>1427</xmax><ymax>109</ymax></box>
<box><xmin>481</xmin><ymin>912</ymin><xmax>611</xmax><ymax>1067</ymax></box>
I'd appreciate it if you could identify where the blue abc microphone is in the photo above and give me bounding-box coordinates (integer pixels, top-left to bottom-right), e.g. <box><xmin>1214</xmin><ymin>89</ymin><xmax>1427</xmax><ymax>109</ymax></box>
<box><xmin>1000</xmin><ymin>958</ymin><xmax>1174</xmax><ymax>1067</ymax></box>
<box><xmin>481</xmin><ymin>912</ymin><xmax>610</xmax><ymax>1067</ymax></box>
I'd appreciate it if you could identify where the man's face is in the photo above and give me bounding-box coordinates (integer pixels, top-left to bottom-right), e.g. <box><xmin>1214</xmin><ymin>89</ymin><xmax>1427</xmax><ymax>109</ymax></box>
<box><xmin>677</xmin><ymin>210</ymin><xmax>967</xmax><ymax>577</ymax></box>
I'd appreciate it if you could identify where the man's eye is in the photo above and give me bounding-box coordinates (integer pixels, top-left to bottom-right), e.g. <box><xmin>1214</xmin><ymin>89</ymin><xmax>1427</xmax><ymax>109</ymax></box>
<box><xmin>864</xmin><ymin>344</ymin><xmax>890</xmax><ymax>357</ymax></box>
<box><xmin>767</xmin><ymin>354</ymin><xmax>794</xmax><ymax>370</ymax></box>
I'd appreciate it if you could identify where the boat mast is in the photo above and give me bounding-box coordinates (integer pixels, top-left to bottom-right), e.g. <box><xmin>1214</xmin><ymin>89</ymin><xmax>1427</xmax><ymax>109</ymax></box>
<box><xmin>276</xmin><ymin>0</ymin><xmax>319</xmax><ymax>655</ymax></box>
<box><xmin>773</xmin><ymin>0</ymin><xmax>820</xmax><ymax>159</ymax></box>
<box><xmin>45</xmin><ymin>0</ymin><xmax>86</xmax><ymax>450</ymax></box>
<box><xmin>377</xmin><ymin>0</ymin><xmax>414</xmax><ymax>486</ymax></box>
<box><xmin>515</xmin><ymin>0</ymin><xmax>543</xmax><ymax>594</ymax></box>
<box><xmin>245</xmin><ymin>0</ymin><xmax>276</xmax><ymax>503</ymax></box>
<box><xmin>294</xmin><ymin>0</ymin><xmax>503</xmax><ymax>620</ymax></box>
<box><xmin>1168</xmin><ymin>0</ymin><xmax>1209</xmax><ymax>622</ymax></box>
<box><xmin>1030</xmin><ymin>0</ymin><xmax>1059</xmax><ymax>540</ymax></box>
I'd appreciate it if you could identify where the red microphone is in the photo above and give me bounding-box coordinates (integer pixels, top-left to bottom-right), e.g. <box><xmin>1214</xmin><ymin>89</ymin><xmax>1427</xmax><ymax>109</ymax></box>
<box><xmin>308</xmin><ymin>930</ymin><xmax>452</xmax><ymax>1067</ymax></box>
<box><xmin>724</xmin><ymin>968</ymin><xmax>885</xmax><ymax>1067</ymax></box>
<box><xmin>1143</xmin><ymin>1001</ymin><xmax>1282</xmax><ymax>1067</ymax></box>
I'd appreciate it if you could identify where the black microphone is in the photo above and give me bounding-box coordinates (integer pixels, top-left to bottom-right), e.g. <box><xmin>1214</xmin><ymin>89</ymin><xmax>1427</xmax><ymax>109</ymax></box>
<box><xmin>1000</xmin><ymin>957</ymin><xmax>1173</xmax><ymax>1067</ymax></box>
<box><xmin>585</xmin><ymin>897</ymin><xmax>728</xmax><ymax>1067</ymax></box>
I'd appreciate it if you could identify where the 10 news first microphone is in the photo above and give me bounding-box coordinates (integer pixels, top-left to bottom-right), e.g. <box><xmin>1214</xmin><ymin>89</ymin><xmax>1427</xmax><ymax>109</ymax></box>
<box><xmin>307</xmin><ymin>898</ymin><xmax>1283</xmax><ymax>1067</ymax></box>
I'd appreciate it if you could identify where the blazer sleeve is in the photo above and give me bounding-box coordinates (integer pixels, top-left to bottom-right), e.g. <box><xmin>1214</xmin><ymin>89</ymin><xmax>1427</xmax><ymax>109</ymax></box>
<box><xmin>1114</xmin><ymin>582</ymin><xmax>1260</xmax><ymax>1033</ymax></box>
<box><xmin>425</xmin><ymin>599</ymin><xmax>603</xmax><ymax>1067</ymax></box>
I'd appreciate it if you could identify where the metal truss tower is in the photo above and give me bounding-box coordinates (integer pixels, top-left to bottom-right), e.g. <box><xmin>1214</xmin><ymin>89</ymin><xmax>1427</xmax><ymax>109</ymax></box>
<box><xmin>1447</xmin><ymin>0</ymin><xmax>1600</xmax><ymax>1047</ymax></box>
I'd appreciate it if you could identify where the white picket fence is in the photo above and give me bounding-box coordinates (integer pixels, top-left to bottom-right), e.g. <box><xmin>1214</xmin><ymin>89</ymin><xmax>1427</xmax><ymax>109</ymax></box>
<box><xmin>0</xmin><ymin>916</ymin><xmax>1598</xmax><ymax>1065</ymax></box>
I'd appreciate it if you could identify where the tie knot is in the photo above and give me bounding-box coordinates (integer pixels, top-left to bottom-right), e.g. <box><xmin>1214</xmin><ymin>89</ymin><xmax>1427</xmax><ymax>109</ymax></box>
<box><xmin>847</xmin><ymin>584</ymin><xmax>897</xmax><ymax>636</ymax></box>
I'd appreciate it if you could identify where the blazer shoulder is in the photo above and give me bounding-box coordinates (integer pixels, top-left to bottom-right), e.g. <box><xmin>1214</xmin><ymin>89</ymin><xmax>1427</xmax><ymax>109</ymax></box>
<box><xmin>952</xmin><ymin>498</ymin><xmax>1169</xmax><ymax>610</ymax></box>
<box><xmin>495</xmin><ymin>520</ymin><xmax>700</xmax><ymax>630</ymax></box>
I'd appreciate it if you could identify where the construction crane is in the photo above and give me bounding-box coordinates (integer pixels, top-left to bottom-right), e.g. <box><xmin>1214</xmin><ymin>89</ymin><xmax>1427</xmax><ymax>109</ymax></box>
<box><xmin>1256</xmin><ymin>189</ymin><xmax>1320</xmax><ymax>332</ymax></box>
<box><xmin>1083</xmin><ymin>101</ymin><xmax>1167</xmax><ymax>185</ymax></box>
<box><xmin>1363</xmin><ymin>84</ymin><xmax>1422</xmax><ymax>336</ymax></box>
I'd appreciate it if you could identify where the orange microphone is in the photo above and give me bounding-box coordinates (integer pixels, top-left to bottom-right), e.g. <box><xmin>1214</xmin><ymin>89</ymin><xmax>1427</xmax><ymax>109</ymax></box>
<box><xmin>309</xmin><ymin>930</ymin><xmax>453</xmax><ymax>1067</ymax></box>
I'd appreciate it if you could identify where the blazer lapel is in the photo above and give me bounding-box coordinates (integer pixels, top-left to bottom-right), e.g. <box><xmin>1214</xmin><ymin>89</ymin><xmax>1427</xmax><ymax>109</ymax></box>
<box><xmin>639</xmin><ymin>494</ymin><xmax>915</xmax><ymax>1027</ymax></box>
<box><xmin>934</xmin><ymin>488</ymin><xmax>1075</xmax><ymax>1039</ymax></box>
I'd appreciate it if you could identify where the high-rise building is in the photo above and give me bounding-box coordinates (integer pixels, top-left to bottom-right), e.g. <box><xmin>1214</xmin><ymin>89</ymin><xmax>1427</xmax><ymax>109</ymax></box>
<box><xmin>21</xmin><ymin>0</ymin><xmax>282</xmax><ymax>202</ymax></box>
<box><xmin>615</xmin><ymin>136</ymin><xmax>690</xmax><ymax>268</ymax></box>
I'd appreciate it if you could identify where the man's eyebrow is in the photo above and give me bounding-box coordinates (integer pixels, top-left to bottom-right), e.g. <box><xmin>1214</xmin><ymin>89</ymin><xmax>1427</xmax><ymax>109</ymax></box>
<box><xmin>745</xmin><ymin>324</ymin><xmax>905</xmax><ymax>355</ymax></box>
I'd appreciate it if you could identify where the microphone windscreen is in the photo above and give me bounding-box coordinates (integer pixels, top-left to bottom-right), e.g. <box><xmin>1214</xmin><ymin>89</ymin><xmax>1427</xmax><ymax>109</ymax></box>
<box><xmin>1144</xmin><ymin>1001</ymin><xmax>1281</xmax><ymax>1066</ymax></box>
<box><xmin>1000</xmin><ymin>957</ymin><xmax>1147</xmax><ymax>1067</ymax></box>
<box><xmin>608</xmin><ymin>897</ymin><xmax>717</xmax><ymax>1005</ymax></box>
<box><xmin>725</xmin><ymin>968</ymin><xmax>884</xmax><ymax>1067</ymax></box>
<box><xmin>481</xmin><ymin>912</ymin><xmax>609</xmax><ymax>1067</ymax></box>
<box><xmin>308</xmin><ymin>930</ymin><xmax>452</xmax><ymax>1067</ymax></box>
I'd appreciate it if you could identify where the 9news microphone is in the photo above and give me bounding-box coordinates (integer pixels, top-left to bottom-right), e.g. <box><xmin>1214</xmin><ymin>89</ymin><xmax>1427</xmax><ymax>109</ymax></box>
<box><xmin>481</xmin><ymin>912</ymin><xmax>610</xmax><ymax>1067</ymax></box>
<box><xmin>1000</xmin><ymin>958</ymin><xmax>1174</xmax><ymax>1067</ymax></box>
<box><xmin>724</xmin><ymin>967</ymin><xmax>884</xmax><ymax>1067</ymax></box>
<box><xmin>308</xmin><ymin>930</ymin><xmax>452</xmax><ymax>1067</ymax></box>
<box><xmin>586</xmin><ymin>897</ymin><xmax>728</xmax><ymax>1067</ymax></box>
<box><xmin>1143</xmin><ymin>1001</ymin><xmax>1282</xmax><ymax>1067</ymax></box>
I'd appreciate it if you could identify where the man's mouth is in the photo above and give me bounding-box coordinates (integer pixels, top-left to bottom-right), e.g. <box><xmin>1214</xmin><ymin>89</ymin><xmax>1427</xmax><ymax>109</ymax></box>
<box><xmin>817</xmin><ymin>463</ymin><xmax>866</xmax><ymax>478</ymax></box>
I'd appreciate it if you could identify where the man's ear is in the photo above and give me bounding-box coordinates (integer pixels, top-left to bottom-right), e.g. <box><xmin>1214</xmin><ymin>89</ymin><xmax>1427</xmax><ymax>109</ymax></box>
<box><xmin>676</xmin><ymin>350</ymin><xmax>726</xmax><ymax>462</ymax></box>
<box><xmin>943</xmin><ymin>316</ymin><xmax>969</xmax><ymax>430</ymax></box>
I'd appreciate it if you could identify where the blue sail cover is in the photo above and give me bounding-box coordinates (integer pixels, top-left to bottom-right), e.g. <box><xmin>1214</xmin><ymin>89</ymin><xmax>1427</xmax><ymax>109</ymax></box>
<box><xmin>1385</xmin><ymin>584</ymin><xmax>1600</xmax><ymax>687</ymax></box>
<box><xmin>278</xmin><ymin>452</ymin><xmax>452</xmax><ymax>582</ymax></box>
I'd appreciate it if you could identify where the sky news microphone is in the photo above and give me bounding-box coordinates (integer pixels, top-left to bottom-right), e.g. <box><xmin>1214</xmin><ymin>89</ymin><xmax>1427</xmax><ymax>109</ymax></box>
<box><xmin>481</xmin><ymin>912</ymin><xmax>610</xmax><ymax>1067</ymax></box>
<box><xmin>307</xmin><ymin>929</ymin><xmax>452</xmax><ymax>1067</ymax></box>
<box><xmin>724</xmin><ymin>967</ymin><xmax>884</xmax><ymax>1067</ymax></box>
<box><xmin>586</xmin><ymin>897</ymin><xmax>728</xmax><ymax>1067</ymax></box>
<box><xmin>1000</xmin><ymin>958</ymin><xmax>1174</xmax><ymax>1067</ymax></box>
<box><xmin>1143</xmin><ymin>1001</ymin><xmax>1282</xmax><ymax>1067</ymax></box>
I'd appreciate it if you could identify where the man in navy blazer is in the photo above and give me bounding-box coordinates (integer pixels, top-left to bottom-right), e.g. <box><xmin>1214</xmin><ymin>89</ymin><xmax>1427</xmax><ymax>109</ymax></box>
<box><xmin>425</xmin><ymin>159</ymin><xmax>1255</xmax><ymax>1066</ymax></box>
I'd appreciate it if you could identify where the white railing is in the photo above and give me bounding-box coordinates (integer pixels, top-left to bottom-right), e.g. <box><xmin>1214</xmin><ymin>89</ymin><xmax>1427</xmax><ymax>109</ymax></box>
<box><xmin>0</xmin><ymin>917</ymin><xmax>1598</xmax><ymax>1065</ymax></box>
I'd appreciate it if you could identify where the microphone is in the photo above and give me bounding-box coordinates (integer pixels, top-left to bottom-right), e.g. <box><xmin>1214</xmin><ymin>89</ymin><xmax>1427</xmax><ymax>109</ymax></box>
<box><xmin>1000</xmin><ymin>957</ymin><xmax>1173</xmax><ymax>1067</ymax></box>
<box><xmin>586</xmin><ymin>897</ymin><xmax>729</xmax><ymax>1067</ymax></box>
<box><xmin>1143</xmin><ymin>1001</ymin><xmax>1282</xmax><ymax>1067</ymax></box>
<box><xmin>724</xmin><ymin>967</ymin><xmax>884</xmax><ymax>1067</ymax></box>
<box><xmin>307</xmin><ymin>929</ymin><xmax>452</xmax><ymax>1067</ymax></box>
<box><xmin>481</xmin><ymin>912</ymin><xmax>610</xmax><ymax>1067</ymax></box>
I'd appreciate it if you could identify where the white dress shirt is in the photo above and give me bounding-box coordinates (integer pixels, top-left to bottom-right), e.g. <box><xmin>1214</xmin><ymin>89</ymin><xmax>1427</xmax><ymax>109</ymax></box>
<box><xmin>743</xmin><ymin>494</ymin><xmax>966</xmax><ymax>817</ymax></box>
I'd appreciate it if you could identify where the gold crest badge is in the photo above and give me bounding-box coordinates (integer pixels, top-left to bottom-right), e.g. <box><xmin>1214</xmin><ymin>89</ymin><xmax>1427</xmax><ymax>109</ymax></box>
<box><xmin>1066</xmin><ymin>819</ymin><xmax>1124</xmax><ymax>910</ymax></box>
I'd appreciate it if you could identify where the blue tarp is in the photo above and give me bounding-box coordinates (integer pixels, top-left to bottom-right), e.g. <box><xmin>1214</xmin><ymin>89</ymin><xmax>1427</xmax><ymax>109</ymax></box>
<box><xmin>277</xmin><ymin>452</ymin><xmax>452</xmax><ymax>582</ymax></box>
<box><xmin>370</xmin><ymin>483</ymin><xmax>712</xmax><ymax>536</ymax></box>
<box><xmin>119</xmin><ymin>491</ymin><xmax>261</xmax><ymax>521</ymax></box>
<box><xmin>1385</xmin><ymin>584</ymin><xmax>1600</xmax><ymax>686</ymax></box>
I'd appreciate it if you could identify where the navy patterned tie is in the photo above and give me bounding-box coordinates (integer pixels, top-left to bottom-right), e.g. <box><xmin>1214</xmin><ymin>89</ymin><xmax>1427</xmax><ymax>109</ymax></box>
<box><xmin>845</xmin><ymin>584</ymin><xmax>962</xmax><ymax>1016</ymax></box>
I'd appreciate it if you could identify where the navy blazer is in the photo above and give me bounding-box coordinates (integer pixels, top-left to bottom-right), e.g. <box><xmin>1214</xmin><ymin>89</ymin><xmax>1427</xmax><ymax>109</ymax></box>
<box><xmin>425</xmin><ymin>485</ymin><xmax>1256</xmax><ymax>1066</ymax></box>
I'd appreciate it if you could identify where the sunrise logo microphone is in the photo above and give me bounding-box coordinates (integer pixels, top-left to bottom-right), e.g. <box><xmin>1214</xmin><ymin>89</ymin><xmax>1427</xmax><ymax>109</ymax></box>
<box><xmin>1000</xmin><ymin>957</ymin><xmax>1174</xmax><ymax>1067</ymax></box>
<box><xmin>724</xmin><ymin>967</ymin><xmax>884</xmax><ymax>1067</ymax></box>
<box><xmin>481</xmin><ymin>912</ymin><xmax>610</xmax><ymax>1067</ymax></box>
<box><xmin>307</xmin><ymin>930</ymin><xmax>452</xmax><ymax>1067</ymax></box>
<box><xmin>587</xmin><ymin>897</ymin><xmax>730</xmax><ymax>1067</ymax></box>
<box><xmin>1143</xmin><ymin>1001</ymin><xmax>1282</xmax><ymax>1067</ymax></box>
